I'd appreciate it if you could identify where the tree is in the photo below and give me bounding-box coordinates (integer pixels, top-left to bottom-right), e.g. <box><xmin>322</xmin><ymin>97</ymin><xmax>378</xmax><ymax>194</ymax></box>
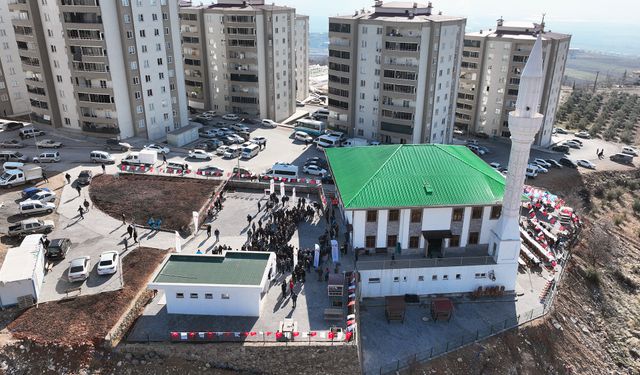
<box><xmin>582</xmin><ymin>223</ymin><xmax>616</xmax><ymax>267</ymax></box>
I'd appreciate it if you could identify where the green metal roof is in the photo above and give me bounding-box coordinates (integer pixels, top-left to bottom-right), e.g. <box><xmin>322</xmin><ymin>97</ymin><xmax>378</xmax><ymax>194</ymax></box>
<box><xmin>324</xmin><ymin>144</ymin><xmax>506</xmax><ymax>209</ymax></box>
<box><xmin>153</xmin><ymin>252</ymin><xmax>270</xmax><ymax>286</ymax></box>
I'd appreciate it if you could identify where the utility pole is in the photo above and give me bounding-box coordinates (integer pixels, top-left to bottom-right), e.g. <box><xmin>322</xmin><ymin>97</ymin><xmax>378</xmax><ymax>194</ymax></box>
<box><xmin>593</xmin><ymin>71</ymin><xmax>599</xmax><ymax>93</ymax></box>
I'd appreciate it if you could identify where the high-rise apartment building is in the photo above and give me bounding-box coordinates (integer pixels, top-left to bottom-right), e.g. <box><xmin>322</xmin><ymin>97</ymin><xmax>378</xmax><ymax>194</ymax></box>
<box><xmin>8</xmin><ymin>0</ymin><xmax>188</xmax><ymax>139</ymax></box>
<box><xmin>0</xmin><ymin>0</ymin><xmax>29</xmax><ymax>119</ymax></box>
<box><xmin>179</xmin><ymin>0</ymin><xmax>309</xmax><ymax>122</ymax></box>
<box><xmin>327</xmin><ymin>1</ymin><xmax>466</xmax><ymax>144</ymax></box>
<box><xmin>456</xmin><ymin>20</ymin><xmax>570</xmax><ymax>146</ymax></box>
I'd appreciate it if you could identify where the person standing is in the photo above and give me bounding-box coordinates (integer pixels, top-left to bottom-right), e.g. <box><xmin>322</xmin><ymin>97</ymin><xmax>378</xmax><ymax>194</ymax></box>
<box><xmin>207</xmin><ymin>224</ymin><xmax>212</xmax><ymax>238</ymax></box>
<box><xmin>121</xmin><ymin>213</ymin><xmax>126</xmax><ymax>225</ymax></box>
<box><xmin>291</xmin><ymin>292</ymin><xmax>297</xmax><ymax>308</ymax></box>
<box><xmin>162</xmin><ymin>153</ymin><xmax>167</xmax><ymax>165</ymax></box>
<box><xmin>247</xmin><ymin>214</ymin><xmax>252</xmax><ymax>225</ymax></box>
<box><xmin>101</xmin><ymin>163</ymin><xmax>106</xmax><ymax>174</ymax></box>
<box><xmin>42</xmin><ymin>170</ymin><xmax>49</xmax><ymax>183</ymax></box>
<box><xmin>127</xmin><ymin>224</ymin><xmax>134</xmax><ymax>239</ymax></box>
<box><xmin>65</xmin><ymin>173</ymin><xmax>71</xmax><ymax>185</ymax></box>
<box><xmin>83</xmin><ymin>198</ymin><xmax>90</xmax><ymax>212</ymax></box>
<box><xmin>281</xmin><ymin>280</ymin><xmax>287</xmax><ymax>299</ymax></box>
<box><xmin>133</xmin><ymin>229</ymin><xmax>138</xmax><ymax>243</ymax></box>
<box><xmin>77</xmin><ymin>206</ymin><xmax>84</xmax><ymax>220</ymax></box>
<box><xmin>289</xmin><ymin>278</ymin><xmax>294</xmax><ymax>294</ymax></box>
<box><xmin>214</xmin><ymin>228</ymin><xmax>220</xmax><ymax>242</ymax></box>
<box><xmin>258</xmin><ymin>201</ymin><xmax>261</xmax><ymax>212</ymax></box>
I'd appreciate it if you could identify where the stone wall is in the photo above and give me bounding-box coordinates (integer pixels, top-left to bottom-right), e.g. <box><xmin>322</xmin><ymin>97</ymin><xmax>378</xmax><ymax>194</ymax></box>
<box><xmin>104</xmin><ymin>290</ymin><xmax>154</xmax><ymax>349</ymax></box>
<box><xmin>118</xmin><ymin>342</ymin><xmax>361</xmax><ymax>375</ymax></box>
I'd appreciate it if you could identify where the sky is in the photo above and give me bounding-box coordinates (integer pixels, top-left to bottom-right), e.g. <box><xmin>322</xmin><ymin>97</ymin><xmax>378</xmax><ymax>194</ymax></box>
<box><xmin>201</xmin><ymin>0</ymin><xmax>640</xmax><ymax>55</ymax></box>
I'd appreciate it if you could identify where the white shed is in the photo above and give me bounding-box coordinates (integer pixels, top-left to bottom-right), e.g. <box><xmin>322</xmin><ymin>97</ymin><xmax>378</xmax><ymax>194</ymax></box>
<box><xmin>148</xmin><ymin>251</ymin><xmax>276</xmax><ymax>317</ymax></box>
<box><xmin>166</xmin><ymin>123</ymin><xmax>200</xmax><ymax>147</ymax></box>
<box><xmin>0</xmin><ymin>234</ymin><xmax>45</xmax><ymax>307</ymax></box>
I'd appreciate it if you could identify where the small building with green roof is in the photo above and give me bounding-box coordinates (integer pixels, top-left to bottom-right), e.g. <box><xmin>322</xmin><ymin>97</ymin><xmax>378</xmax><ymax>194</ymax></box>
<box><xmin>325</xmin><ymin>144</ymin><xmax>517</xmax><ymax>298</ymax></box>
<box><xmin>148</xmin><ymin>251</ymin><xmax>276</xmax><ymax>316</ymax></box>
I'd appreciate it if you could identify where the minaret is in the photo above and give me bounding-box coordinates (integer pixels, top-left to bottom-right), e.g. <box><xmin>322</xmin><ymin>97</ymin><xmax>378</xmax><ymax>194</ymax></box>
<box><xmin>489</xmin><ymin>34</ymin><xmax>544</xmax><ymax>276</ymax></box>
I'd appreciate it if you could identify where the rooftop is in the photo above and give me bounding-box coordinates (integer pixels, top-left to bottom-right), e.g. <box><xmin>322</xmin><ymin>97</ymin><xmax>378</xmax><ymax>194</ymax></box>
<box><xmin>325</xmin><ymin>144</ymin><xmax>506</xmax><ymax>210</ymax></box>
<box><xmin>466</xmin><ymin>20</ymin><xmax>571</xmax><ymax>40</ymax></box>
<box><xmin>0</xmin><ymin>234</ymin><xmax>44</xmax><ymax>283</ymax></box>
<box><xmin>332</xmin><ymin>1</ymin><xmax>463</xmax><ymax>22</ymax></box>
<box><xmin>152</xmin><ymin>252</ymin><xmax>271</xmax><ymax>286</ymax></box>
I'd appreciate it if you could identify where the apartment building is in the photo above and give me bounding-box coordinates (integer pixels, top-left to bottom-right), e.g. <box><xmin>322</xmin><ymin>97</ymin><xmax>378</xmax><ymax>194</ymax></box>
<box><xmin>8</xmin><ymin>0</ymin><xmax>188</xmax><ymax>140</ymax></box>
<box><xmin>327</xmin><ymin>1</ymin><xmax>466</xmax><ymax>144</ymax></box>
<box><xmin>0</xmin><ymin>0</ymin><xmax>29</xmax><ymax>119</ymax></box>
<box><xmin>455</xmin><ymin>20</ymin><xmax>570</xmax><ymax>147</ymax></box>
<box><xmin>179</xmin><ymin>0</ymin><xmax>309</xmax><ymax>122</ymax></box>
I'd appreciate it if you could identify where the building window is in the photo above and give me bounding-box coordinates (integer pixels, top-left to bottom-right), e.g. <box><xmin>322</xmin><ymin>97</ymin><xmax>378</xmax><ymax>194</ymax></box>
<box><xmin>456</xmin><ymin>274</ymin><xmax>461</xmax><ymax>280</ymax></box>
<box><xmin>190</xmin><ymin>293</ymin><xmax>198</xmax><ymax>299</ymax></box>
<box><xmin>449</xmin><ymin>235</ymin><xmax>460</xmax><ymax>247</ymax></box>
<box><xmin>365</xmin><ymin>236</ymin><xmax>376</xmax><ymax>248</ymax></box>
<box><xmin>205</xmin><ymin>293</ymin><xmax>213</xmax><ymax>299</ymax></box>
<box><xmin>471</xmin><ymin>207</ymin><xmax>483</xmax><ymax>220</ymax></box>
<box><xmin>475</xmin><ymin>273</ymin><xmax>487</xmax><ymax>279</ymax></box>
<box><xmin>452</xmin><ymin>208</ymin><xmax>464</xmax><ymax>221</ymax></box>
<box><xmin>443</xmin><ymin>275</ymin><xmax>449</xmax><ymax>280</ymax></box>
<box><xmin>432</xmin><ymin>275</ymin><xmax>437</xmax><ymax>281</ymax></box>
<box><xmin>221</xmin><ymin>293</ymin><xmax>230</xmax><ymax>299</ymax></box>
<box><xmin>418</xmin><ymin>276</ymin><xmax>424</xmax><ymax>281</ymax></box>
<box><xmin>410</xmin><ymin>236</ymin><xmax>420</xmax><ymax>248</ymax></box>
<box><xmin>468</xmin><ymin>232</ymin><xmax>479</xmax><ymax>245</ymax></box>
<box><xmin>176</xmin><ymin>293</ymin><xmax>184</xmax><ymax>299</ymax></box>
<box><xmin>393</xmin><ymin>276</ymin><xmax>399</xmax><ymax>282</ymax></box>
<box><xmin>366</xmin><ymin>210</ymin><xmax>377</xmax><ymax>222</ymax></box>
<box><xmin>368</xmin><ymin>277</ymin><xmax>380</xmax><ymax>283</ymax></box>
<box><xmin>388</xmin><ymin>209</ymin><xmax>399</xmax><ymax>222</ymax></box>
<box><xmin>387</xmin><ymin>235</ymin><xmax>397</xmax><ymax>248</ymax></box>
<box><xmin>410</xmin><ymin>209</ymin><xmax>422</xmax><ymax>223</ymax></box>
<box><xmin>490</xmin><ymin>206</ymin><xmax>502</xmax><ymax>219</ymax></box>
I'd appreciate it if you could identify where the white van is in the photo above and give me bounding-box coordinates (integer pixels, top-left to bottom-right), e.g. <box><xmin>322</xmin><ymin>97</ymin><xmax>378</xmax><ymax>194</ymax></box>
<box><xmin>90</xmin><ymin>150</ymin><xmax>115</xmax><ymax>164</ymax></box>
<box><xmin>19</xmin><ymin>199</ymin><xmax>55</xmax><ymax>216</ymax></box>
<box><xmin>294</xmin><ymin>131</ymin><xmax>313</xmax><ymax>143</ymax></box>
<box><xmin>241</xmin><ymin>143</ymin><xmax>260</xmax><ymax>159</ymax></box>
<box><xmin>3</xmin><ymin>161</ymin><xmax>24</xmax><ymax>171</ymax></box>
<box><xmin>263</xmin><ymin>162</ymin><xmax>299</xmax><ymax>179</ymax></box>
<box><xmin>313</xmin><ymin>109</ymin><xmax>330</xmax><ymax>121</ymax></box>
<box><xmin>525</xmin><ymin>167</ymin><xmax>538</xmax><ymax>178</ymax></box>
<box><xmin>33</xmin><ymin>151</ymin><xmax>61</xmax><ymax>163</ymax></box>
<box><xmin>316</xmin><ymin>135</ymin><xmax>341</xmax><ymax>149</ymax></box>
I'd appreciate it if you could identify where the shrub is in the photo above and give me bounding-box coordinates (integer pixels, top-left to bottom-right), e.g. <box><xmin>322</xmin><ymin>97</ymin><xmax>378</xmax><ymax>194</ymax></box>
<box><xmin>614</xmin><ymin>215</ymin><xmax>625</xmax><ymax>226</ymax></box>
<box><xmin>584</xmin><ymin>267</ymin><xmax>600</xmax><ymax>285</ymax></box>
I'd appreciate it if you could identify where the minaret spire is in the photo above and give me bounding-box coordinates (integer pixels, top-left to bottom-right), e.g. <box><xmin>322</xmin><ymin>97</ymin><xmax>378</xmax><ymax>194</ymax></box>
<box><xmin>515</xmin><ymin>34</ymin><xmax>544</xmax><ymax>117</ymax></box>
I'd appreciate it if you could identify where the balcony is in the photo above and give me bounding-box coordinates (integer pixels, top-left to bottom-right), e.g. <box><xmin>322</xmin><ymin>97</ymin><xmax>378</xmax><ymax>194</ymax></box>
<box><xmin>230</xmin><ymin>73</ymin><xmax>258</xmax><ymax>83</ymax></box>
<box><xmin>63</xmin><ymin>12</ymin><xmax>102</xmax><ymax>24</ymax></box>
<box><xmin>61</xmin><ymin>0</ymin><xmax>99</xmax><ymax>5</ymax></box>
<box><xmin>82</xmin><ymin>122</ymin><xmax>120</xmax><ymax>134</ymax></box>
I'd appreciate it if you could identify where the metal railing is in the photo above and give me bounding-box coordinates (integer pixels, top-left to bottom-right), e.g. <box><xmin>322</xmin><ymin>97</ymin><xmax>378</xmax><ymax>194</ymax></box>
<box><xmin>357</xmin><ymin>256</ymin><xmax>496</xmax><ymax>271</ymax></box>
<box><xmin>366</xmin><ymin>304</ymin><xmax>549</xmax><ymax>375</ymax></box>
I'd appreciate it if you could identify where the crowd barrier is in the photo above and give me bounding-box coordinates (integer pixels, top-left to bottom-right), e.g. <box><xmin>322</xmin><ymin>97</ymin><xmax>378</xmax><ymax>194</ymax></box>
<box><xmin>169</xmin><ymin>329</ymin><xmax>350</xmax><ymax>343</ymax></box>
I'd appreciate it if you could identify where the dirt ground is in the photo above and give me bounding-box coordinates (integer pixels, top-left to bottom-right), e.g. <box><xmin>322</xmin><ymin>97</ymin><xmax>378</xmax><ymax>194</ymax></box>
<box><xmin>413</xmin><ymin>169</ymin><xmax>640</xmax><ymax>374</ymax></box>
<box><xmin>89</xmin><ymin>174</ymin><xmax>219</xmax><ymax>234</ymax></box>
<box><xmin>7</xmin><ymin>247</ymin><xmax>168</xmax><ymax>347</ymax></box>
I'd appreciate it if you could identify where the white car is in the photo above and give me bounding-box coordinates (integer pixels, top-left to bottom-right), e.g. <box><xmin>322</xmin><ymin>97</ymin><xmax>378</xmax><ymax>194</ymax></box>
<box><xmin>576</xmin><ymin>159</ymin><xmax>596</xmax><ymax>169</ymax></box>
<box><xmin>68</xmin><ymin>256</ymin><xmax>91</xmax><ymax>282</ymax></box>
<box><xmin>230</xmin><ymin>123</ymin><xmax>250</xmax><ymax>132</ymax></box>
<box><xmin>19</xmin><ymin>200</ymin><xmax>56</xmax><ymax>216</ymax></box>
<box><xmin>215</xmin><ymin>145</ymin><xmax>229</xmax><ymax>156</ymax></box>
<box><xmin>36</xmin><ymin>139</ymin><xmax>63</xmax><ymax>148</ymax></box>
<box><xmin>528</xmin><ymin>164</ymin><xmax>548</xmax><ymax>173</ymax></box>
<box><xmin>143</xmin><ymin>144</ymin><xmax>170</xmax><ymax>155</ymax></box>
<box><xmin>188</xmin><ymin>149</ymin><xmax>214</xmax><ymax>160</ymax></box>
<box><xmin>97</xmin><ymin>251</ymin><xmax>119</xmax><ymax>275</ymax></box>
<box><xmin>532</xmin><ymin>158</ymin><xmax>551</xmax><ymax>168</ymax></box>
<box><xmin>294</xmin><ymin>131</ymin><xmax>313</xmax><ymax>143</ymax></box>
<box><xmin>230</xmin><ymin>134</ymin><xmax>244</xmax><ymax>143</ymax></box>
<box><xmin>489</xmin><ymin>162</ymin><xmax>501</xmax><ymax>169</ymax></box>
<box><xmin>251</xmin><ymin>136</ymin><xmax>267</xmax><ymax>145</ymax></box>
<box><xmin>218</xmin><ymin>128</ymin><xmax>234</xmax><ymax>136</ymax></box>
<box><xmin>261</xmin><ymin>119</ymin><xmax>278</xmax><ymax>127</ymax></box>
<box><xmin>575</xmin><ymin>131</ymin><xmax>591</xmax><ymax>139</ymax></box>
<box><xmin>303</xmin><ymin>164</ymin><xmax>328</xmax><ymax>176</ymax></box>
<box><xmin>222</xmin><ymin>114</ymin><xmax>240</xmax><ymax>121</ymax></box>
<box><xmin>203</xmin><ymin>110</ymin><xmax>217</xmax><ymax>117</ymax></box>
<box><xmin>31</xmin><ymin>190</ymin><xmax>56</xmax><ymax>203</ymax></box>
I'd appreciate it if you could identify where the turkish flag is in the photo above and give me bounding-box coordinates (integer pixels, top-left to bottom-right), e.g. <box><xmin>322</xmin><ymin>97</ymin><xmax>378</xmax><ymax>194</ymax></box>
<box><xmin>328</xmin><ymin>332</ymin><xmax>335</xmax><ymax>339</ymax></box>
<box><xmin>309</xmin><ymin>332</ymin><xmax>317</xmax><ymax>337</ymax></box>
<box><xmin>275</xmin><ymin>332</ymin><xmax>283</xmax><ymax>339</ymax></box>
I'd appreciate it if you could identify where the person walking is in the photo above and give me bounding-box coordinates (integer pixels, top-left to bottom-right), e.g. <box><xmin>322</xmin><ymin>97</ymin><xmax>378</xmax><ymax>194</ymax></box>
<box><xmin>127</xmin><ymin>224</ymin><xmax>134</xmax><ymax>239</ymax></box>
<box><xmin>65</xmin><ymin>173</ymin><xmax>71</xmax><ymax>184</ymax></box>
<box><xmin>121</xmin><ymin>213</ymin><xmax>126</xmax><ymax>225</ymax></box>
<box><xmin>77</xmin><ymin>206</ymin><xmax>84</xmax><ymax>220</ymax></box>
<box><xmin>207</xmin><ymin>224</ymin><xmax>212</xmax><ymax>238</ymax></box>
<box><xmin>247</xmin><ymin>214</ymin><xmax>252</xmax><ymax>225</ymax></box>
<box><xmin>281</xmin><ymin>280</ymin><xmax>287</xmax><ymax>299</ymax></box>
<box><xmin>42</xmin><ymin>170</ymin><xmax>49</xmax><ymax>183</ymax></box>
<box><xmin>162</xmin><ymin>153</ymin><xmax>167</xmax><ymax>165</ymax></box>
<box><xmin>289</xmin><ymin>278</ymin><xmax>294</xmax><ymax>294</ymax></box>
<box><xmin>75</xmin><ymin>185</ymin><xmax>81</xmax><ymax>196</ymax></box>
<box><xmin>291</xmin><ymin>292</ymin><xmax>297</xmax><ymax>308</ymax></box>
<box><xmin>133</xmin><ymin>229</ymin><xmax>138</xmax><ymax>243</ymax></box>
<box><xmin>83</xmin><ymin>198</ymin><xmax>90</xmax><ymax>212</ymax></box>
<box><xmin>101</xmin><ymin>163</ymin><xmax>106</xmax><ymax>174</ymax></box>
<box><xmin>257</xmin><ymin>201</ymin><xmax>261</xmax><ymax>212</ymax></box>
<box><xmin>214</xmin><ymin>228</ymin><xmax>220</xmax><ymax>242</ymax></box>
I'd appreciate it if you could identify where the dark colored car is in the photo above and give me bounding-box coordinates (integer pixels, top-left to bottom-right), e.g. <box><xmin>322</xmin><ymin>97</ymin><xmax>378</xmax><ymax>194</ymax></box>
<box><xmin>304</xmin><ymin>157</ymin><xmax>328</xmax><ymax>169</ymax></box>
<box><xmin>77</xmin><ymin>170</ymin><xmax>93</xmax><ymax>185</ymax></box>
<box><xmin>105</xmin><ymin>139</ymin><xmax>131</xmax><ymax>151</ymax></box>
<box><xmin>46</xmin><ymin>238</ymin><xmax>71</xmax><ymax>259</ymax></box>
<box><xmin>232</xmin><ymin>167</ymin><xmax>255</xmax><ymax>179</ymax></box>
<box><xmin>198</xmin><ymin>166</ymin><xmax>224</xmax><ymax>176</ymax></box>
<box><xmin>21</xmin><ymin>187</ymin><xmax>51</xmax><ymax>199</ymax></box>
<box><xmin>0</xmin><ymin>139</ymin><xmax>25</xmax><ymax>148</ymax></box>
<box><xmin>321</xmin><ymin>174</ymin><xmax>335</xmax><ymax>185</ymax></box>
<box><xmin>546</xmin><ymin>159</ymin><xmax>563</xmax><ymax>168</ymax></box>
<box><xmin>475</xmin><ymin>132</ymin><xmax>490</xmax><ymax>139</ymax></box>
<box><xmin>551</xmin><ymin>145</ymin><xmax>569</xmax><ymax>153</ymax></box>
<box><xmin>3</xmin><ymin>122</ymin><xmax>24</xmax><ymax>131</ymax></box>
<box><xmin>558</xmin><ymin>157</ymin><xmax>577</xmax><ymax>168</ymax></box>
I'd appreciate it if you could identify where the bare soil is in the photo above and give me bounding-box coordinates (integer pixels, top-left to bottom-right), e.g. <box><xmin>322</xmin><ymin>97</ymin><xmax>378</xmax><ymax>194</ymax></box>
<box><xmin>413</xmin><ymin>169</ymin><xmax>640</xmax><ymax>374</ymax></box>
<box><xmin>7</xmin><ymin>247</ymin><xmax>168</xmax><ymax>347</ymax></box>
<box><xmin>89</xmin><ymin>174</ymin><xmax>219</xmax><ymax>233</ymax></box>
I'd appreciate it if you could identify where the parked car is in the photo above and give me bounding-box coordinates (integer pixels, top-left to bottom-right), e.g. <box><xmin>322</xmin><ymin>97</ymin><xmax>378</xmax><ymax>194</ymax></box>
<box><xmin>143</xmin><ymin>144</ymin><xmax>170</xmax><ymax>155</ymax></box>
<box><xmin>77</xmin><ymin>170</ymin><xmax>93</xmax><ymax>185</ymax></box>
<box><xmin>97</xmin><ymin>251</ymin><xmax>119</xmax><ymax>276</ymax></box>
<box><xmin>46</xmin><ymin>238</ymin><xmax>71</xmax><ymax>260</ymax></box>
<box><xmin>562</xmin><ymin>141</ymin><xmax>581</xmax><ymax>149</ymax></box>
<box><xmin>545</xmin><ymin>159</ymin><xmax>562</xmax><ymax>168</ymax></box>
<box><xmin>19</xmin><ymin>200</ymin><xmax>55</xmax><ymax>216</ymax></box>
<box><xmin>194</xmin><ymin>140</ymin><xmax>221</xmax><ymax>151</ymax></box>
<box><xmin>31</xmin><ymin>190</ymin><xmax>56</xmax><ymax>203</ymax></box>
<box><xmin>222</xmin><ymin>114</ymin><xmax>240</xmax><ymax>121</ymax></box>
<box><xmin>551</xmin><ymin>145</ymin><xmax>569</xmax><ymax>153</ymax></box>
<box><xmin>570</xmin><ymin>138</ymin><xmax>584</xmax><ymax>146</ymax></box>
<box><xmin>489</xmin><ymin>162</ymin><xmax>501</xmax><ymax>169</ymax></box>
<box><xmin>558</xmin><ymin>157</ymin><xmax>577</xmax><ymax>168</ymax></box>
<box><xmin>8</xmin><ymin>218</ymin><xmax>54</xmax><ymax>237</ymax></box>
<box><xmin>202</xmin><ymin>110</ymin><xmax>217</xmax><ymax>117</ymax></box>
<box><xmin>198</xmin><ymin>166</ymin><xmax>224</xmax><ymax>176</ymax></box>
<box><xmin>261</xmin><ymin>119</ymin><xmax>278</xmax><ymax>127</ymax></box>
<box><xmin>622</xmin><ymin>146</ymin><xmax>638</xmax><ymax>156</ymax></box>
<box><xmin>576</xmin><ymin>159</ymin><xmax>596</xmax><ymax>169</ymax></box>
<box><xmin>0</xmin><ymin>139</ymin><xmax>24</xmax><ymax>148</ymax></box>
<box><xmin>229</xmin><ymin>134</ymin><xmax>244</xmax><ymax>144</ymax></box>
<box><xmin>230</xmin><ymin>123</ymin><xmax>250</xmax><ymax>132</ymax></box>
<box><xmin>36</xmin><ymin>139</ymin><xmax>63</xmax><ymax>148</ymax></box>
<box><xmin>22</xmin><ymin>187</ymin><xmax>50</xmax><ymax>199</ymax></box>
<box><xmin>90</xmin><ymin>150</ymin><xmax>115</xmax><ymax>164</ymax></box>
<box><xmin>223</xmin><ymin>145</ymin><xmax>242</xmax><ymax>159</ymax></box>
<box><xmin>304</xmin><ymin>157</ymin><xmax>328</xmax><ymax>169</ymax></box>
<box><xmin>19</xmin><ymin>128</ymin><xmax>45</xmax><ymax>139</ymax></box>
<box><xmin>215</xmin><ymin>145</ymin><xmax>229</xmax><ymax>156</ymax></box>
<box><xmin>321</xmin><ymin>174</ymin><xmax>335</xmax><ymax>184</ymax></box>
<box><xmin>231</xmin><ymin>167</ymin><xmax>255</xmax><ymax>179</ymax></box>
<box><xmin>554</xmin><ymin>127</ymin><xmax>568</xmax><ymax>134</ymax></box>
<box><xmin>574</xmin><ymin>131</ymin><xmax>591</xmax><ymax>139</ymax></box>
<box><xmin>294</xmin><ymin>131</ymin><xmax>313</xmax><ymax>143</ymax></box>
<box><xmin>2</xmin><ymin>122</ymin><xmax>24</xmax><ymax>131</ymax></box>
<box><xmin>105</xmin><ymin>139</ymin><xmax>132</xmax><ymax>151</ymax></box>
<box><xmin>68</xmin><ymin>256</ymin><xmax>91</xmax><ymax>282</ymax></box>
<box><xmin>532</xmin><ymin>158</ymin><xmax>551</xmax><ymax>168</ymax></box>
<box><xmin>33</xmin><ymin>151</ymin><xmax>61</xmax><ymax>163</ymax></box>
<box><xmin>251</xmin><ymin>136</ymin><xmax>267</xmax><ymax>146</ymax></box>
<box><xmin>610</xmin><ymin>153</ymin><xmax>633</xmax><ymax>164</ymax></box>
<box><xmin>188</xmin><ymin>149</ymin><xmax>214</xmax><ymax>160</ymax></box>
<box><xmin>295</xmin><ymin>101</ymin><xmax>304</xmax><ymax>107</ymax></box>
<box><xmin>167</xmin><ymin>162</ymin><xmax>189</xmax><ymax>172</ymax></box>
<box><xmin>528</xmin><ymin>164</ymin><xmax>548</xmax><ymax>173</ymax></box>
<box><xmin>303</xmin><ymin>164</ymin><xmax>328</xmax><ymax>176</ymax></box>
